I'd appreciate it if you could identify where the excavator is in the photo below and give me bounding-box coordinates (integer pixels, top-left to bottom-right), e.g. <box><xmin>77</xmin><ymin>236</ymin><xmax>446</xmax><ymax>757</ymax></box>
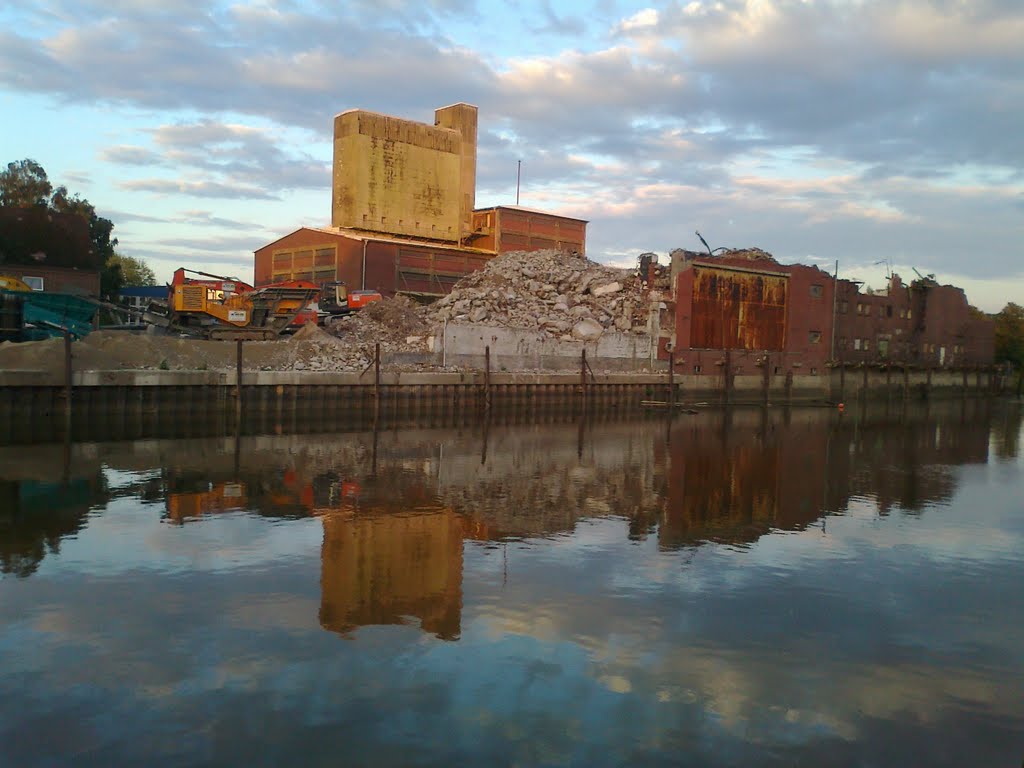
<box><xmin>144</xmin><ymin>268</ymin><xmax>318</xmax><ymax>340</ymax></box>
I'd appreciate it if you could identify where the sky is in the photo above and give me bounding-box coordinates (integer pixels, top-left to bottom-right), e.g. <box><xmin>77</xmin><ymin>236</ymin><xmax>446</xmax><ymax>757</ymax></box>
<box><xmin>1</xmin><ymin>0</ymin><xmax>1021</xmax><ymax>311</ymax></box>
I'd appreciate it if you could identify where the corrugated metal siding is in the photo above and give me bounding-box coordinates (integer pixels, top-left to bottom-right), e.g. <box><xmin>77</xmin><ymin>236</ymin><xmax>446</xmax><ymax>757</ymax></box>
<box><xmin>690</xmin><ymin>267</ymin><xmax>788</xmax><ymax>350</ymax></box>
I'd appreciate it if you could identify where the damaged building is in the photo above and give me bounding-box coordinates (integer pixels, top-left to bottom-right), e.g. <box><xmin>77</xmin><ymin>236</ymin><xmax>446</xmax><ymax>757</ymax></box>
<box><xmin>254</xmin><ymin>103</ymin><xmax>586</xmax><ymax>297</ymax></box>
<box><xmin>660</xmin><ymin>249</ymin><xmax>994</xmax><ymax>373</ymax></box>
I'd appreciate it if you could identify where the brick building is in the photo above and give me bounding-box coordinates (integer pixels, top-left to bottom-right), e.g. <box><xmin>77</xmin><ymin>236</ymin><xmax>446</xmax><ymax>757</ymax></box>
<box><xmin>254</xmin><ymin>103</ymin><xmax>586</xmax><ymax>296</ymax></box>
<box><xmin>664</xmin><ymin>249</ymin><xmax>836</xmax><ymax>376</ymax></box>
<box><xmin>661</xmin><ymin>250</ymin><xmax>994</xmax><ymax>375</ymax></box>
<box><xmin>0</xmin><ymin>207</ymin><xmax>101</xmax><ymax>295</ymax></box>
<box><xmin>834</xmin><ymin>274</ymin><xmax>993</xmax><ymax>366</ymax></box>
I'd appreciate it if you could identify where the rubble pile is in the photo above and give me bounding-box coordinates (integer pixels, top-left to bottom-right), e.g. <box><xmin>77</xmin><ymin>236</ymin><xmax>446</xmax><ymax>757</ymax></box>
<box><xmin>425</xmin><ymin>250</ymin><xmax>647</xmax><ymax>341</ymax></box>
<box><xmin>327</xmin><ymin>295</ymin><xmax>430</xmax><ymax>348</ymax></box>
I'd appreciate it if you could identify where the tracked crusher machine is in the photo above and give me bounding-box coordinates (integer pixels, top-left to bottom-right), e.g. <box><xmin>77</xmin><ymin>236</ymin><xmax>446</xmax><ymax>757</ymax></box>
<box><xmin>145</xmin><ymin>268</ymin><xmax>318</xmax><ymax>341</ymax></box>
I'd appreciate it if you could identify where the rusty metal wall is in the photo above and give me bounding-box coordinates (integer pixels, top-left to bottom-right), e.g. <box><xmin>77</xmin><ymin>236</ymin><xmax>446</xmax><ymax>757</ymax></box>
<box><xmin>689</xmin><ymin>267</ymin><xmax>788</xmax><ymax>350</ymax></box>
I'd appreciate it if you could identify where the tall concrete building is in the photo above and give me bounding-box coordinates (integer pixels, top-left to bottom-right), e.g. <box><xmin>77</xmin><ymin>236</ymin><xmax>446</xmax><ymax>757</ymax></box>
<box><xmin>256</xmin><ymin>103</ymin><xmax>585</xmax><ymax>297</ymax></box>
<box><xmin>332</xmin><ymin>104</ymin><xmax>478</xmax><ymax>245</ymax></box>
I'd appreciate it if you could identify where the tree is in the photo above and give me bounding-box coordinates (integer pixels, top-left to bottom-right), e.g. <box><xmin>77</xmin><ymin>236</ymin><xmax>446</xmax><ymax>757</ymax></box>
<box><xmin>107</xmin><ymin>253</ymin><xmax>157</xmax><ymax>286</ymax></box>
<box><xmin>2</xmin><ymin>158</ymin><xmax>121</xmax><ymax>297</ymax></box>
<box><xmin>0</xmin><ymin>159</ymin><xmax>52</xmax><ymax>207</ymax></box>
<box><xmin>994</xmin><ymin>303</ymin><xmax>1024</xmax><ymax>369</ymax></box>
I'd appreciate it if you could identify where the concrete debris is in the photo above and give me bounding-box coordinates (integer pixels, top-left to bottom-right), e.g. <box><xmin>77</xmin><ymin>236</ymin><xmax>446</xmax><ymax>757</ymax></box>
<box><xmin>426</xmin><ymin>249</ymin><xmax>647</xmax><ymax>337</ymax></box>
<box><xmin>0</xmin><ymin>249</ymin><xmax>657</xmax><ymax>374</ymax></box>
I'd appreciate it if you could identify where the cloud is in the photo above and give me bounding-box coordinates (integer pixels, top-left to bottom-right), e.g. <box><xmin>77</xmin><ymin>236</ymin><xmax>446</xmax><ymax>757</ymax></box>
<box><xmin>121</xmin><ymin>178</ymin><xmax>278</xmax><ymax>200</ymax></box>
<box><xmin>100</xmin><ymin>145</ymin><xmax>162</xmax><ymax>166</ymax></box>
<box><xmin>0</xmin><ymin>0</ymin><xmax>1020</xmax><ymax>299</ymax></box>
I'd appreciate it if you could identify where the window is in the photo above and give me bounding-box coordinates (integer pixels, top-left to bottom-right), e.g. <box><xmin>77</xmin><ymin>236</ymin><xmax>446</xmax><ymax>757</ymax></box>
<box><xmin>839</xmin><ymin>300</ymin><xmax>849</xmax><ymax>314</ymax></box>
<box><xmin>693</xmin><ymin>365</ymin><xmax>702</xmax><ymax>373</ymax></box>
<box><xmin>808</xmin><ymin>330</ymin><xmax>822</xmax><ymax>344</ymax></box>
<box><xmin>857</xmin><ymin>303</ymin><xmax>865</xmax><ymax>315</ymax></box>
<box><xmin>810</xmin><ymin>367</ymin><xmax>818</xmax><ymax>375</ymax></box>
<box><xmin>854</xmin><ymin>339</ymin><xmax>862</xmax><ymax>350</ymax></box>
<box><xmin>810</xmin><ymin>284</ymin><xmax>824</xmax><ymax>298</ymax></box>
<box><xmin>22</xmin><ymin>276</ymin><xmax>44</xmax><ymax>291</ymax></box>
<box><xmin>886</xmin><ymin>305</ymin><xmax>893</xmax><ymax>318</ymax></box>
<box><xmin>878</xmin><ymin>305</ymin><xmax>885</xmax><ymax>317</ymax></box>
<box><xmin>838</xmin><ymin>336</ymin><xmax>847</xmax><ymax>349</ymax></box>
<box><xmin>864</xmin><ymin>340</ymin><xmax>871</xmax><ymax>351</ymax></box>
<box><xmin>899</xmin><ymin>308</ymin><xmax>906</xmax><ymax>319</ymax></box>
<box><xmin>907</xmin><ymin>309</ymin><xmax>913</xmax><ymax>319</ymax></box>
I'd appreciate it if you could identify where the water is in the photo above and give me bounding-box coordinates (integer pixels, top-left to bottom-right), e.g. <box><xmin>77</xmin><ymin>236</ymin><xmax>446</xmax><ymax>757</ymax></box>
<box><xmin>1</xmin><ymin>401</ymin><xmax>1022</xmax><ymax>767</ymax></box>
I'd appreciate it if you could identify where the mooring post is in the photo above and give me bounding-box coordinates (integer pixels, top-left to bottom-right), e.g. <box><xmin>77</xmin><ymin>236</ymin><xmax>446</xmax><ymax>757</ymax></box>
<box><xmin>580</xmin><ymin>349</ymin><xmax>587</xmax><ymax>413</ymax></box>
<box><xmin>668</xmin><ymin>350</ymin><xmax>675</xmax><ymax>412</ymax></box>
<box><xmin>235</xmin><ymin>339</ymin><xmax>243</xmax><ymax>425</ymax></box>
<box><xmin>374</xmin><ymin>342</ymin><xmax>381</xmax><ymax>422</ymax></box>
<box><xmin>761</xmin><ymin>353</ymin><xmax>770</xmax><ymax>404</ymax></box>
<box><xmin>484</xmin><ymin>345</ymin><xmax>491</xmax><ymax>413</ymax></box>
<box><xmin>63</xmin><ymin>329</ymin><xmax>72</xmax><ymax>427</ymax></box>
<box><xmin>724</xmin><ymin>348</ymin><xmax>732</xmax><ymax>404</ymax></box>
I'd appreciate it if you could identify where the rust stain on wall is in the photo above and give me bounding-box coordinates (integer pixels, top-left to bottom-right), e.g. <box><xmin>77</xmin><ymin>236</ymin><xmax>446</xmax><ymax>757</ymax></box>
<box><xmin>690</xmin><ymin>267</ymin><xmax>788</xmax><ymax>350</ymax></box>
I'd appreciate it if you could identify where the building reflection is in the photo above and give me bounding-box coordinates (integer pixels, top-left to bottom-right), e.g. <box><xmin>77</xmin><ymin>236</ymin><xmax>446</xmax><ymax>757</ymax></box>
<box><xmin>655</xmin><ymin>400</ymin><xmax>1006</xmax><ymax>549</ymax></box>
<box><xmin>160</xmin><ymin>464</ymin><xmax>464</xmax><ymax>641</ymax></box>
<box><xmin>319</xmin><ymin>505</ymin><xmax>463</xmax><ymax>641</ymax></box>
<box><xmin>0</xmin><ymin>401</ymin><xmax>1018</xmax><ymax>644</ymax></box>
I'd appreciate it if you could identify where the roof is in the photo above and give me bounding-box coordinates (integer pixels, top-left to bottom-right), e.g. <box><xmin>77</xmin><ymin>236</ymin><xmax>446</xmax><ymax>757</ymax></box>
<box><xmin>254</xmin><ymin>226</ymin><xmax>496</xmax><ymax>255</ymax></box>
<box><xmin>474</xmin><ymin>205</ymin><xmax>589</xmax><ymax>223</ymax></box>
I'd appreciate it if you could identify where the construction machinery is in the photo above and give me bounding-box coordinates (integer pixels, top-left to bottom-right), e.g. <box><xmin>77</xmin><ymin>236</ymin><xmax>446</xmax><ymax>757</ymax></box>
<box><xmin>0</xmin><ymin>277</ymin><xmax>100</xmax><ymax>342</ymax></box>
<box><xmin>318</xmin><ymin>281</ymin><xmax>383</xmax><ymax>325</ymax></box>
<box><xmin>145</xmin><ymin>268</ymin><xmax>318</xmax><ymax>340</ymax></box>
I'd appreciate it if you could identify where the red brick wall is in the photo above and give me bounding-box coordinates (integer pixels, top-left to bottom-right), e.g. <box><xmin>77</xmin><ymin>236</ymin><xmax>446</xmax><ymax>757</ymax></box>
<box><xmin>0</xmin><ymin>265</ymin><xmax>99</xmax><ymax>295</ymax></box>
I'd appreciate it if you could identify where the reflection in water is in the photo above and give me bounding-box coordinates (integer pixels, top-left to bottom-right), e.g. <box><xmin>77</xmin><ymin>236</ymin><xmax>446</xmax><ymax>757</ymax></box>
<box><xmin>0</xmin><ymin>474</ymin><xmax>107</xmax><ymax>577</ymax></box>
<box><xmin>0</xmin><ymin>401</ymin><xmax>1021</xmax><ymax>766</ymax></box>
<box><xmin>320</xmin><ymin>507</ymin><xmax>463</xmax><ymax>641</ymax></box>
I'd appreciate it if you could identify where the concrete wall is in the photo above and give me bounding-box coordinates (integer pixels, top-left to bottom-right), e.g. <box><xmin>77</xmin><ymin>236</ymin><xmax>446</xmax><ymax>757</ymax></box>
<box><xmin>429</xmin><ymin>323</ymin><xmax>655</xmax><ymax>371</ymax></box>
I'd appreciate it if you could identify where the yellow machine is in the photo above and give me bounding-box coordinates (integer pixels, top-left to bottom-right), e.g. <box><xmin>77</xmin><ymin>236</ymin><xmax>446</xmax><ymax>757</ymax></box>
<box><xmin>146</xmin><ymin>268</ymin><xmax>318</xmax><ymax>340</ymax></box>
<box><xmin>0</xmin><ymin>276</ymin><xmax>33</xmax><ymax>292</ymax></box>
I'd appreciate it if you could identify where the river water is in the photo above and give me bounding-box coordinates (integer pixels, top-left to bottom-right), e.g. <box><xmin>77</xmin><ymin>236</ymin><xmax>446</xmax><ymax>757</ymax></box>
<box><xmin>1</xmin><ymin>401</ymin><xmax>1021</xmax><ymax>767</ymax></box>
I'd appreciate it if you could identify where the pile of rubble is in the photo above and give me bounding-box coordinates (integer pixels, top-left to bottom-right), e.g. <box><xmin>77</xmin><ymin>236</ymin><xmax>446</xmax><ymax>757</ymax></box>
<box><xmin>425</xmin><ymin>250</ymin><xmax>647</xmax><ymax>341</ymax></box>
<box><xmin>326</xmin><ymin>295</ymin><xmax>429</xmax><ymax>349</ymax></box>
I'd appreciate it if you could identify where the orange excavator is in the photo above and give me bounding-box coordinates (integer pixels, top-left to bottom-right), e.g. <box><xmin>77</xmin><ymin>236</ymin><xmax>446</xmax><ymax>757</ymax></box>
<box><xmin>145</xmin><ymin>268</ymin><xmax>319</xmax><ymax>340</ymax></box>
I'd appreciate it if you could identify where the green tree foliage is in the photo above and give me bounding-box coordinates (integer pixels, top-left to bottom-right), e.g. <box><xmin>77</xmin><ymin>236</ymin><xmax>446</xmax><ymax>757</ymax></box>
<box><xmin>0</xmin><ymin>159</ymin><xmax>52</xmax><ymax>207</ymax></box>
<box><xmin>994</xmin><ymin>302</ymin><xmax>1024</xmax><ymax>368</ymax></box>
<box><xmin>107</xmin><ymin>253</ymin><xmax>158</xmax><ymax>286</ymax></box>
<box><xmin>1</xmin><ymin>158</ymin><xmax>132</xmax><ymax>298</ymax></box>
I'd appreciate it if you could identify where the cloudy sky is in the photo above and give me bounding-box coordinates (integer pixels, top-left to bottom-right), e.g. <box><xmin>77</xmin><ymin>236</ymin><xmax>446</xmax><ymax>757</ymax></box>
<box><xmin>1</xmin><ymin>0</ymin><xmax>1021</xmax><ymax>310</ymax></box>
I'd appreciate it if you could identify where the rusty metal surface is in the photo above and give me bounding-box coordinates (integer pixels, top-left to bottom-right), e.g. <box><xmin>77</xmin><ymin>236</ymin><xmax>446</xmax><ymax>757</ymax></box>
<box><xmin>690</xmin><ymin>267</ymin><xmax>788</xmax><ymax>350</ymax></box>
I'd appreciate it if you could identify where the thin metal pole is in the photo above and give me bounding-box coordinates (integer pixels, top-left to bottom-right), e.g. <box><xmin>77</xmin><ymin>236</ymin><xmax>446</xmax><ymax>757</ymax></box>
<box><xmin>580</xmin><ymin>349</ymin><xmax>587</xmax><ymax>413</ymax></box>
<box><xmin>830</xmin><ymin>259</ymin><xmax>839</xmax><ymax>361</ymax></box>
<box><xmin>63</xmin><ymin>329</ymin><xmax>72</xmax><ymax>427</ymax></box>
<box><xmin>484</xmin><ymin>345</ymin><xmax>491</xmax><ymax>413</ymax></box>
<box><xmin>668</xmin><ymin>350</ymin><xmax>675</xmax><ymax>412</ymax></box>
<box><xmin>374</xmin><ymin>342</ymin><xmax>381</xmax><ymax>422</ymax></box>
<box><xmin>235</xmin><ymin>339</ymin><xmax>243</xmax><ymax>425</ymax></box>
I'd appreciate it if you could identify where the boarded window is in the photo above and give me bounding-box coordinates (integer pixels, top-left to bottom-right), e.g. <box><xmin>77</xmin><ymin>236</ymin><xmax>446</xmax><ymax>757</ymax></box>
<box><xmin>808</xmin><ymin>330</ymin><xmax>822</xmax><ymax>344</ymax></box>
<box><xmin>810</xmin><ymin>284</ymin><xmax>824</xmax><ymax>298</ymax></box>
